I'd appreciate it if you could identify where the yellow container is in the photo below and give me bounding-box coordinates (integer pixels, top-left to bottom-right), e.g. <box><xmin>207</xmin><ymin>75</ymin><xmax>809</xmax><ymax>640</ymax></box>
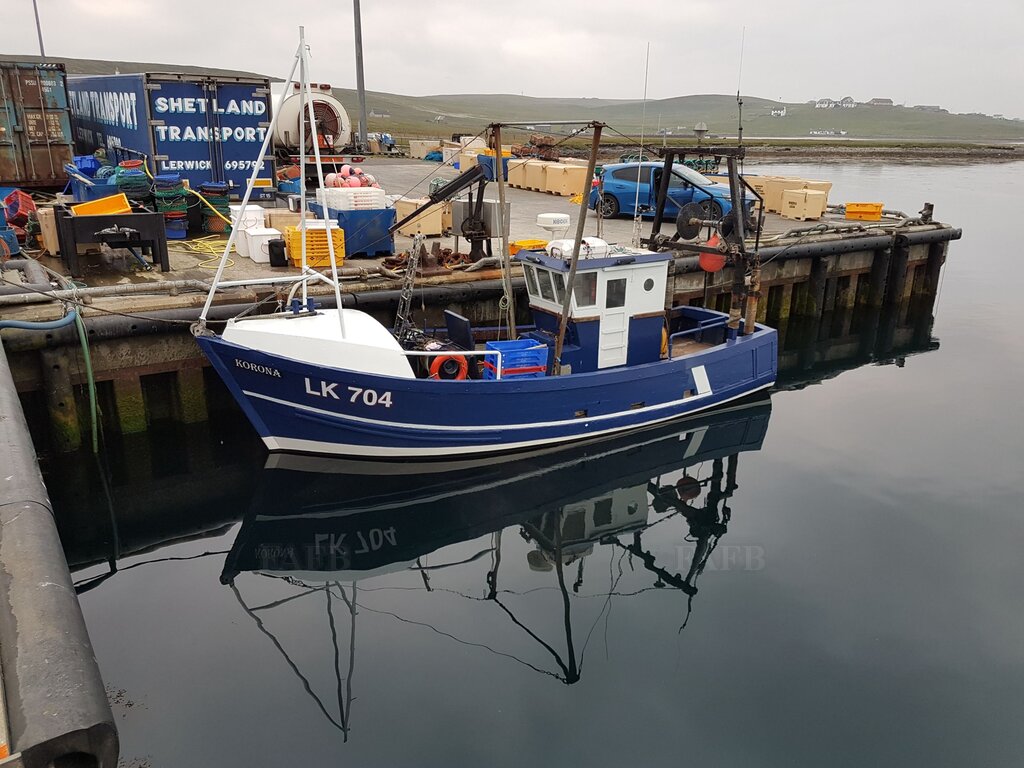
<box><xmin>284</xmin><ymin>225</ymin><xmax>345</xmax><ymax>267</ymax></box>
<box><xmin>70</xmin><ymin>192</ymin><xmax>131</xmax><ymax>216</ymax></box>
<box><xmin>523</xmin><ymin>160</ymin><xmax>552</xmax><ymax>191</ymax></box>
<box><xmin>544</xmin><ymin>164</ymin><xmax>590</xmax><ymax>196</ymax></box>
<box><xmin>394</xmin><ymin>197</ymin><xmax>445</xmax><ymax>237</ymax></box>
<box><xmin>507</xmin><ymin>158</ymin><xmax>530</xmax><ymax>188</ymax></box>
<box><xmin>509</xmin><ymin>239</ymin><xmax>548</xmax><ymax>255</ymax></box>
<box><xmin>458</xmin><ymin>151</ymin><xmax>480</xmax><ymax>172</ymax></box>
<box><xmin>781</xmin><ymin>189</ymin><xmax>827</xmax><ymax>221</ymax></box>
<box><xmin>846</xmin><ymin>202</ymin><xmax>884</xmax><ymax>221</ymax></box>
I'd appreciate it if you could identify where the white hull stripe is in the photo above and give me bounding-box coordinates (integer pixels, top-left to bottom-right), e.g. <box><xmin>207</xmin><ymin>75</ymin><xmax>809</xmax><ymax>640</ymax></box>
<box><xmin>260</xmin><ymin>383</ymin><xmax>773</xmax><ymax>457</ymax></box>
<box><xmin>244</xmin><ymin>365</ymin><xmax>716</xmax><ymax>435</ymax></box>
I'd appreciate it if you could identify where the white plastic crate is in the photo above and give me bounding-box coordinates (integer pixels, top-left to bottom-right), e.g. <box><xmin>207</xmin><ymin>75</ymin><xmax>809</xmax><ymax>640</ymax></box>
<box><xmin>228</xmin><ymin>204</ymin><xmax>266</xmax><ymax>233</ymax></box>
<box><xmin>243</xmin><ymin>227</ymin><xmax>282</xmax><ymax>264</ymax></box>
<box><xmin>315</xmin><ymin>187</ymin><xmax>387</xmax><ymax>211</ymax></box>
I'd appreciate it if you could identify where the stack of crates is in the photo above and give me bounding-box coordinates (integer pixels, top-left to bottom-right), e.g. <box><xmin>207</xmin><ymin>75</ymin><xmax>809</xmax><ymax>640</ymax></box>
<box><xmin>284</xmin><ymin>222</ymin><xmax>345</xmax><ymax>267</ymax></box>
<box><xmin>482</xmin><ymin>339</ymin><xmax>549</xmax><ymax>380</ymax></box>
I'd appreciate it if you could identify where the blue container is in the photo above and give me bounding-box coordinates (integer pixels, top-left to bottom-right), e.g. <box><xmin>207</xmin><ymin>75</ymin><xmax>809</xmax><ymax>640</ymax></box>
<box><xmin>308</xmin><ymin>203</ymin><xmax>395</xmax><ymax>257</ymax></box>
<box><xmin>482</xmin><ymin>339</ymin><xmax>548</xmax><ymax>379</ymax></box>
<box><xmin>476</xmin><ymin>154</ymin><xmax>510</xmax><ymax>182</ymax></box>
<box><xmin>69</xmin><ymin>177</ymin><xmax>120</xmax><ymax>203</ymax></box>
<box><xmin>66</xmin><ymin>72</ymin><xmax>276</xmax><ymax>201</ymax></box>
<box><xmin>277</xmin><ymin>178</ymin><xmax>301</xmax><ymax>195</ymax></box>
<box><xmin>73</xmin><ymin>155</ymin><xmax>101</xmax><ymax>178</ymax></box>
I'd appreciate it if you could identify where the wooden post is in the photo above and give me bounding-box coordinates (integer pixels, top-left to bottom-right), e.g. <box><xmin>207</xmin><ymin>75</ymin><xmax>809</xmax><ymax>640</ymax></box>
<box><xmin>491</xmin><ymin>124</ymin><xmax>516</xmax><ymax>334</ymax></box>
<box><xmin>112</xmin><ymin>376</ymin><xmax>147</xmax><ymax>434</ymax></box>
<box><xmin>39</xmin><ymin>347</ymin><xmax>80</xmax><ymax>453</ymax></box>
<box><xmin>554</xmin><ymin>123</ymin><xmax>603</xmax><ymax>374</ymax></box>
<box><xmin>744</xmin><ymin>263</ymin><xmax>761</xmax><ymax>334</ymax></box>
<box><xmin>884</xmin><ymin>243</ymin><xmax>910</xmax><ymax>308</ymax></box>
<box><xmin>867</xmin><ymin>247</ymin><xmax>891</xmax><ymax>310</ymax></box>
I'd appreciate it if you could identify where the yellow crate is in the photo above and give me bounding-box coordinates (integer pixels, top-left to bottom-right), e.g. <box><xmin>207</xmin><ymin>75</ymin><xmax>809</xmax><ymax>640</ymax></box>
<box><xmin>544</xmin><ymin>164</ymin><xmax>590</xmax><ymax>196</ymax></box>
<box><xmin>284</xmin><ymin>225</ymin><xmax>345</xmax><ymax>267</ymax></box>
<box><xmin>523</xmin><ymin>160</ymin><xmax>553</xmax><ymax>191</ymax></box>
<box><xmin>781</xmin><ymin>189</ymin><xmax>827</xmax><ymax>221</ymax></box>
<box><xmin>507</xmin><ymin>158</ymin><xmax>530</xmax><ymax>187</ymax></box>
<box><xmin>70</xmin><ymin>193</ymin><xmax>131</xmax><ymax>216</ymax></box>
<box><xmin>846</xmin><ymin>202</ymin><xmax>884</xmax><ymax>221</ymax></box>
<box><xmin>509</xmin><ymin>238</ymin><xmax>548</xmax><ymax>255</ymax></box>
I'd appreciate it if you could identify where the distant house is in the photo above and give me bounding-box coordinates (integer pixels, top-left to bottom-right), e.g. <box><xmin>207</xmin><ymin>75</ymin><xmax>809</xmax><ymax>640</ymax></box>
<box><xmin>815</xmin><ymin>98</ymin><xmax>837</xmax><ymax>109</ymax></box>
<box><xmin>867</xmin><ymin>98</ymin><xmax>894</xmax><ymax>106</ymax></box>
<box><xmin>770</xmin><ymin>106</ymin><xmax>787</xmax><ymax>117</ymax></box>
<box><xmin>913</xmin><ymin>105</ymin><xmax>947</xmax><ymax>113</ymax></box>
<box><xmin>369</xmin><ymin>110</ymin><xmax>391</xmax><ymax>118</ymax></box>
<box><xmin>840</xmin><ymin>96</ymin><xmax>856</xmax><ymax>108</ymax></box>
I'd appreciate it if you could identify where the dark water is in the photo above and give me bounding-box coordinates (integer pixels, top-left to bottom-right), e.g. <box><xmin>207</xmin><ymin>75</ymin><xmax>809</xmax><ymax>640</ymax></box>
<box><xmin>48</xmin><ymin>161</ymin><xmax>1024</xmax><ymax>768</ymax></box>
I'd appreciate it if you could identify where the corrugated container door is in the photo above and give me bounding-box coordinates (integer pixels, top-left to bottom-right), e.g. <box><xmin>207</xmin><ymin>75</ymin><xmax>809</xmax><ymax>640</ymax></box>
<box><xmin>147</xmin><ymin>77</ymin><xmax>274</xmax><ymax>201</ymax></box>
<box><xmin>211</xmin><ymin>80</ymin><xmax>275</xmax><ymax>201</ymax></box>
<box><xmin>0</xmin><ymin>63</ymin><xmax>73</xmax><ymax>188</ymax></box>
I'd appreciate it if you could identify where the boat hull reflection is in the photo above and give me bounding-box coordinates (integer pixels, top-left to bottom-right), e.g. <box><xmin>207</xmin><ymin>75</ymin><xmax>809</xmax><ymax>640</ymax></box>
<box><xmin>223</xmin><ymin>397</ymin><xmax>772</xmax><ymax>582</ymax></box>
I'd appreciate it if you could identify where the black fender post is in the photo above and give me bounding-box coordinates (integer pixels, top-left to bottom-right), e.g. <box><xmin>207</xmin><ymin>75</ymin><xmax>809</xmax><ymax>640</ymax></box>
<box><xmin>0</xmin><ymin>344</ymin><xmax>118</xmax><ymax>767</ymax></box>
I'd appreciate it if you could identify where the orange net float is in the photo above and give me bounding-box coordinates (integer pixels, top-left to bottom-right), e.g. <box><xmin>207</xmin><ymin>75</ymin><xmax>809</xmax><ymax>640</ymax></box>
<box><xmin>699</xmin><ymin>233</ymin><xmax>726</xmax><ymax>272</ymax></box>
<box><xmin>429</xmin><ymin>355</ymin><xmax>469</xmax><ymax>380</ymax></box>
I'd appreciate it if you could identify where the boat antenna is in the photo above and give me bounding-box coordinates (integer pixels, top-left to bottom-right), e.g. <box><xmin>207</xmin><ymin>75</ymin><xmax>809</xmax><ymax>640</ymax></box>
<box><xmin>736</xmin><ymin>25</ymin><xmax>746</xmax><ymax>148</ymax></box>
<box><xmin>626</xmin><ymin>43</ymin><xmax>651</xmax><ymax>247</ymax></box>
<box><xmin>631</xmin><ymin>43</ymin><xmax>651</xmax><ymax>249</ymax></box>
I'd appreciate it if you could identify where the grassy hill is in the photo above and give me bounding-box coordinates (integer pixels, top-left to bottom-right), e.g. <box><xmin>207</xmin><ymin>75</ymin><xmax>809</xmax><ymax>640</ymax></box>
<box><xmin>347</xmin><ymin>90</ymin><xmax>1024</xmax><ymax>142</ymax></box>
<box><xmin>5</xmin><ymin>54</ymin><xmax>1020</xmax><ymax>142</ymax></box>
<box><xmin>0</xmin><ymin>53</ymin><xmax>268</xmax><ymax>81</ymax></box>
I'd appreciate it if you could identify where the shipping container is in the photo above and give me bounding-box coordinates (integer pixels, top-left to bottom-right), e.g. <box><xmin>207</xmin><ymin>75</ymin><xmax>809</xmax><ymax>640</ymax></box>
<box><xmin>67</xmin><ymin>73</ymin><xmax>275</xmax><ymax>201</ymax></box>
<box><xmin>0</xmin><ymin>62</ymin><xmax>74</xmax><ymax>188</ymax></box>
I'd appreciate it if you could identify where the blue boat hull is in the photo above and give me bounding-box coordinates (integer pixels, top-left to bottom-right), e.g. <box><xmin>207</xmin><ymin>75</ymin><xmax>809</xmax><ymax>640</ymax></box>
<box><xmin>196</xmin><ymin>327</ymin><xmax>777</xmax><ymax>458</ymax></box>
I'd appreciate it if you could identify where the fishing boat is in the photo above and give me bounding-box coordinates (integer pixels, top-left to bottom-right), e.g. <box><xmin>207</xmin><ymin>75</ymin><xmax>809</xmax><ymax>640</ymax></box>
<box><xmin>193</xmin><ymin>31</ymin><xmax>777</xmax><ymax>459</ymax></box>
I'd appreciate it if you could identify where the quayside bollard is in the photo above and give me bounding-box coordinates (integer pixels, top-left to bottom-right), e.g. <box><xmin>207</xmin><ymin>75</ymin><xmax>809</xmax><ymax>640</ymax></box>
<box><xmin>0</xmin><ymin>343</ymin><xmax>117</xmax><ymax>767</ymax></box>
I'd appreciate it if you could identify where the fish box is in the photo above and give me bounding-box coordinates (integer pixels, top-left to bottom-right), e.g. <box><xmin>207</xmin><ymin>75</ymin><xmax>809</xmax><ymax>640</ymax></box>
<box><xmin>284</xmin><ymin>222</ymin><xmax>345</xmax><ymax>267</ymax></box>
<box><xmin>242</xmin><ymin>226</ymin><xmax>282</xmax><ymax>263</ymax></box>
<box><xmin>458</xmin><ymin>151</ymin><xmax>479</xmax><ymax>172</ymax></box>
<box><xmin>507</xmin><ymin>158</ymin><xmax>530</xmax><ymax>187</ymax></box>
<box><xmin>408</xmin><ymin>139</ymin><xmax>439</xmax><ymax>159</ymax></box>
<box><xmin>228</xmin><ymin>203</ymin><xmax>266</xmax><ymax>232</ymax></box>
<box><xmin>482</xmin><ymin>339</ymin><xmax>549</xmax><ymax>379</ymax></box>
<box><xmin>545</xmin><ymin>164</ymin><xmax>590</xmax><ymax>196</ymax></box>
<box><xmin>846</xmin><ymin>202</ymin><xmax>884</xmax><ymax>221</ymax></box>
<box><xmin>394</xmin><ymin>197</ymin><xmax>446</xmax><ymax>236</ymax></box>
<box><xmin>524</xmin><ymin>160</ymin><xmax>553</xmax><ymax>191</ymax></box>
<box><xmin>781</xmin><ymin>189</ymin><xmax>827</xmax><ymax>221</ymax></box>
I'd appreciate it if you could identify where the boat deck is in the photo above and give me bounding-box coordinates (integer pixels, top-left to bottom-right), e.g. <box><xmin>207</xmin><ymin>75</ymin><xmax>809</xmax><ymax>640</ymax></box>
<box><xmin>671</xmin><ymin>338</ymin><xmax>716</xmax><ymax>358</ymax></box>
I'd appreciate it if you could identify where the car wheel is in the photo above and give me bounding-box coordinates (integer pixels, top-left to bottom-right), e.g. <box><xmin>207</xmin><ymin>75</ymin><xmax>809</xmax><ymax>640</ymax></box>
<box><xmin>598</xmin><ymin>193</ymin><xmax>620</xmax><ymax>218</ymax></box>
<box><xmin>699</xmin><ymin>199</ymin><xmax>723</xmax><ymax>220</ymax></box>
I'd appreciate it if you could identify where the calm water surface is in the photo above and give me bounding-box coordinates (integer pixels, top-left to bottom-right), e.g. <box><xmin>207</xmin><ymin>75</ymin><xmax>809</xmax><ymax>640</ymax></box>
<box><xmin>49</xmin><ymin>161</ymin><xmax>1024</xmax><ymax>767</ymax></box>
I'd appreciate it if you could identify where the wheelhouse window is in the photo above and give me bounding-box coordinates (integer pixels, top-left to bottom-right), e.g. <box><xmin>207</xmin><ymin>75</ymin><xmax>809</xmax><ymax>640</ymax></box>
<box><xmin>573</xmin><ymin>272</ymin><xmax>597</xmax><ymax>307</ymax></box>
<box><xmin>606</xmin><ymin>278</ymin><xmax>627</xmax><ymax>309</ymax></box>
<box><xmin>552</xmin><ymin>272</ymin><xmax>566</xmax><ymax>304</ymax></box>
<box><xmin>524</xmin><ymin>265</ymin><xmax>539</xmax><ymax>296</ymax></box>
<box><xmin>537</xmin><ymin>268</ymin><xmax>556</xmax><ymax>302</ymax></box>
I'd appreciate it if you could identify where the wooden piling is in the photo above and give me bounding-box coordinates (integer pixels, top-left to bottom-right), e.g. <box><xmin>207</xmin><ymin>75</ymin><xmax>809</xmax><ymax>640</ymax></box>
<box><xmin>112</xmin><ymin>376</ymin><xmax>148</xmax><ymax>434</ymax></box>
<box><xmin>39</xmin><ymin>347</ymin><xmax>81</xmax><ymax>453</ymax></box>
<box><xmin>176</xmin><ymin>367</ymin><xmax>208</xmax><ymax>424</ymax></box>
<box><xmin>885</xmin><ymin>243</ymin><xmax>911</xmax><ymax>307</ymax></box>
<box><xmin>866</xmin><ymin>247</ymin><xmax>892</xmax><ymax>310</ymax></box>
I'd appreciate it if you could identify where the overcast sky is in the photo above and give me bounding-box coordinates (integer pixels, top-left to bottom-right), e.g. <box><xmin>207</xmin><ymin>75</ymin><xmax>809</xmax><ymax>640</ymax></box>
<box><xmin>7</xmin><ymin>0</ymin><xmax>1023</xmax><ymax>117</ymax></box>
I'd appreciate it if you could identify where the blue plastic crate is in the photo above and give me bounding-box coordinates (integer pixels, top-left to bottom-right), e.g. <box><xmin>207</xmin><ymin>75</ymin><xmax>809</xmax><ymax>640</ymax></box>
<box><xmin>482</xmin><ymin>339</ymin><xmax>548</xmax><ymax>379</ymax></box>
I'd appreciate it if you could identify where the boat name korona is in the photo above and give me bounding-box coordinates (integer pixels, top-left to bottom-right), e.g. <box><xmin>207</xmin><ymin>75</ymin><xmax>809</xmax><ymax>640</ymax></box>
<box><xmin>235</xmin><ymin>359</ymin><xmax>281</xmax><ymax>377</ymax></box>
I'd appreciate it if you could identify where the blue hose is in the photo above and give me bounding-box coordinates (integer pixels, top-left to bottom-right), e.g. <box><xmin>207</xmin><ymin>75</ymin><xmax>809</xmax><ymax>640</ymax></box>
<box><xmin>0</xmin><ymin>310</ymin><xmax>100</xmax><ymax>452</ymax></box>
<box><xmin>0</xmin><ymin>311</ymin><xmax>79</xmax><ymax>331</ymax></box>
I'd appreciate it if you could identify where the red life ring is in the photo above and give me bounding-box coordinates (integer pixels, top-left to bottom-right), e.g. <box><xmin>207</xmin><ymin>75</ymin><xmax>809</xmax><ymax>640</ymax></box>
<box><xmin>429</xmin><ymin>355</ymin><xmax>469</xmax><ymax>380</ymax></box>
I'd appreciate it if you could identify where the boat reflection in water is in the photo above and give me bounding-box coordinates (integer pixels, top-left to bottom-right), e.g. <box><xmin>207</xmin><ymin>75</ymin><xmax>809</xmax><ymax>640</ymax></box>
<box><xmin>221</xmin><ymin>397</ymin><xmax>772</xmax><ymax>737</ymax></box>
